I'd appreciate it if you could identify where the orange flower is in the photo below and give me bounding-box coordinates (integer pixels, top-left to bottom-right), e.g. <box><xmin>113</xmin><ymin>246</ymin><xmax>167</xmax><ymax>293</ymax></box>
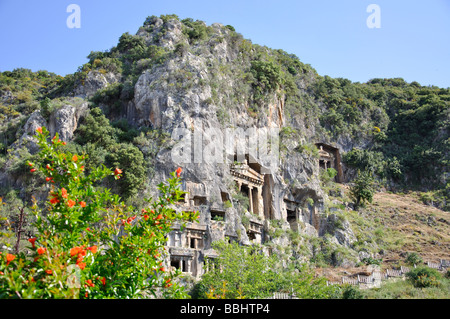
<box><xmin>72</xmin><ymin>155</ymin><xmax>78</xmax><ymax>162</ymax></box>
<box><xmin>36</xmin><ymin>127</ymin><xmax>43</xmax><ymax>134</ymax></box>
<box><xmin>45</xmin><ymin>269</ymin><xmax>52</xmax><ymax>275</ymax></box>
<box><xmin>156</xmin><ymin>214</ymin><xmax>163</xmax><ymax>220</ymax></box>
<box><xmin>67</xmin><ymin>200</ymin><xmax>76</xmax><ymax>208</ymax></box>
<box><xmin>70</xmin><ymin>246</ymin><xmax>82</xmax><ymax>257</ymax></box>
<box><xmin>61</xmin><ymin>188</ymin><xmax>68</xmax><ymax>199</ymax></box>
<box><xmin>37</xmin><ymin>247</ymin><xmax>47</xmax><ymax>255</ymax></box>
<box><xmin>87</xmin><ymin>246</ymin><xmax>97</xmax><ymax>254</ymax></box>
<box><xmin>50</xmin><ymin>197</ymin><xmax>60</xmax><ymax>204</ymax></box>
<box><xmin>79</xmin><ymin>201</ymin><xmax>86</xmax><ymax>208</ymax></box>
<box><xmin>6</xmin><ymin>254</ymin><xmax>15</xmax><ymax>266</ymax></box>
<box><xmin>176</xmin><ymin>167</ymin><xmax>182</xmax><ymax>177</ymax></box>
<box><xmin>28</xmin><ymin>238</ymin><xmax>37</xmax><ymax>248</ymax></box>
<box><xmin>114</xmin><ymin>168</ymin><xmax>122</xmax><ymax>177</ymax></box>
<box><xmin>77</xmin><ymin>262</ymin><xmax>86</xmax><ymax>270</ymax></box>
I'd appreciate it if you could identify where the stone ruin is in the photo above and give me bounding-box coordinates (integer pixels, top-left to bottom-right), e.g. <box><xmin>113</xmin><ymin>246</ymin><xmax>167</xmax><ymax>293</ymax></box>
<box><xmin>316</xmin><ymin>143</ymin><xmax>344</xmax><ymax>183</ymax></box>
<box><xmin>163</xmin><ymin>145</ymin><xmax>345</xmax><ymax>278</ymax></box>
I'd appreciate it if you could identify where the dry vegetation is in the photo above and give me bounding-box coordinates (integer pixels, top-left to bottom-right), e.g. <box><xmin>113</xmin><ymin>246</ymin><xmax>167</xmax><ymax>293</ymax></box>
<box><xmin>371</xmin><ymin>191</ymin><xmax>450</xmax><ymax>265</ymax></box>
<box><xmin>317</xmin><ymin>185</ymin><xmax>449</xmax><ymax>282</ymax></box>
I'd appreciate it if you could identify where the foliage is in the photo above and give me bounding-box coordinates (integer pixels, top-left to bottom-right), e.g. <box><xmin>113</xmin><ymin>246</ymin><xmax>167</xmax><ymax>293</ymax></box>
<box><xmin>342</xmin><ymin>285</ymin><xmax>364</xmax><ymax>299</ymax></box>
<box><xmin>192</xmin><ymin>241</ymin><xmax>342</xmax><ymax>299</ymax></box>
<box><xmin>0</xmin><ymin>127</ymin><xmax>198</xmax><ymax>298</ymax></box>
<box><xmin>105</xmin><ymin>143</ymin><xmax>146</xmax><ymax>199</ymax></box>
<box><xmin>181</xmin><ymin>18</ymin><xmax>212</xmax><ymax>42</ymax></box>
<box><xmin>320</xmin><ymin>168</ymin><xmax>337</xmax><ymax>185</ymax></box>
<box><xmin>0</xmin><ymin>69</ymin><xmax>62</xmax><ymax>103</ymax></box>
<box><xmin>75</xmin><ymin>107</ymin><xmax>118</xmax><ymax>149</ymax></box>
<box><xmin>406</xmin><ymin>266</ymin><xmax>442</xmax><ymax>288</ymax></box>
<box><xmin>404</xmin><ymin>252</ymin><xmax>423</xmax><ymax>266</ymax></box>
<box><xmin>73</xmin><ymin>107</ymin><xmax>151</xmax><ymax>200</ymax></box>
<box><xmin>343</xmin><ymin>149</ymin><xmax>386</xmax><ymax>176</ymax></box>
<box><xmin>250</xmin><ymin>59</ymin><xmax>284</xmax><ymax>100</ymax></box>
<box><xmin>314</xmin><ymin>74</ymin><xmax>449</xmax><ymax>192</ymax></box>
<box><xmin>350</xmin><ymin>170</ymin><xmax>376</xmax><ymax>208</ymax></box>
<box><xmin>361</xmin><ymin>276</ymin><xmax>450</xmax><ymax>299</ymax></box>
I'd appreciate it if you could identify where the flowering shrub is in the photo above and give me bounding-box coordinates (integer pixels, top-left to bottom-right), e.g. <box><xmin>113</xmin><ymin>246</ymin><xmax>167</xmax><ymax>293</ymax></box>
<box><xmin>406</xmin><ymin>266</ymin><xmax>442</xmax><ymax>288</ymax></box>
<box><xmin>0</xmin><ymin>126</ymin><xmax>198</xmax><ymax>299</ymax></box>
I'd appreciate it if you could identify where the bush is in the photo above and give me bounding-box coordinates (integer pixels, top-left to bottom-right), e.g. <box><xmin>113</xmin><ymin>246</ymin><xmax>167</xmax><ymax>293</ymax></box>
<box><xmin>0</xmin><ymin>127</ymin><xmax>198</xmax><ymax>299</ymax></box>
<box><xmin>106</xmin><ymin>142</ymin><xmax>146</xmax><ymax>199</ymax></box>
<box><xmin>407</xmin><ymin>266</ymin><xmax>442</xmax><ymax>288</ymax></box>
<box><xmin>343</xmin><ymin>148</ymin><xmax>387</xmax><ymax>176</ymax></box>
<box><xmin>250</xmin><ymin>60</ymin><xmax>284</xmax><ymax>100</ymax></box>
<box><xmin>350</xmin><ymin>170</ymin><xmax>375</xmax><ymax>208</ymax></box>
<box><xmin>75</xmin><ymin>107</ymin><xmax>118</xmax><ymax>149</ymax></box>
<box><xmin>320</xmin><ymin>168</ymin><xmax>337</xmax><ymax>185</ymax></box>
<box><xmin>193</xmin><ymin>241</ymin><xmax>341</xmax><ymax>299</ymax></box>
<box><xmin>182</xmin><ymin>18</ymin><xmax>211</xmax><ymax>42</ymax></box>
<box><xmin>342</xmin><ymin>285</ymin><xmax>364</xmax><ymax>299</ymax></box>
<box><xmin>405</xmin><ymin>252</ymin><xmax>423</xmax><ymax>266</ymax></box>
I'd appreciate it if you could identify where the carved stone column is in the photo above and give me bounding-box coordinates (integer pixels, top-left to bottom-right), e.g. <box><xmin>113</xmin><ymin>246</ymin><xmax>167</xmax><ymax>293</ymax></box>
<box><xmin>248</xmin><ymin>185</ymin><xmax>253</xmax><ymax>213</ymax></box>
<box><xmin>256</xmin><ymin>186</ymin><xmax>263</xmax><ymax>218</ymax></box>
<box><xmin>187</xmin><ymin>259</ymin><xmax>192</xmax><ymax>274</ymax></box>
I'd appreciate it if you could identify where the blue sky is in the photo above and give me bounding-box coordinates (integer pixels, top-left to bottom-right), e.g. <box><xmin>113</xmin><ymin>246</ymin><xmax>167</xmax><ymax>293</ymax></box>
<box><xmin>0</xmin><ymin>0</ymin><xmax>449</xmax><ymax>88</ymax></box>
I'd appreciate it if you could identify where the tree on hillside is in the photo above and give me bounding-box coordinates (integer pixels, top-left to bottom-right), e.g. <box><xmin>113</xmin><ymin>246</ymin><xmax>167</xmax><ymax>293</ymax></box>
<box><xmin>350</xmin><ymin>170</ymin><xmax>375</xmax><ymax>208</ymax></box>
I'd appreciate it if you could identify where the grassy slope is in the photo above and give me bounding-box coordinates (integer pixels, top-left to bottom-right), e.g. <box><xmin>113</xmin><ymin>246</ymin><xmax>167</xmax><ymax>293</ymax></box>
<box><xmin>371</xmin><ymin>191</ymin><xmax>450</xmax><ymax>265</ymax></box>
<box><xmin>318</xmin><ymin>185</ymin><xmax>449</xmax><ymax>281</ymax></box>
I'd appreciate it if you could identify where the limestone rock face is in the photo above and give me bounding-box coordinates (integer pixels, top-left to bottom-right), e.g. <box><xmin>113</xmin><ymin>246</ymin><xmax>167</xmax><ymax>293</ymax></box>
<box><xmin>19</xmin><ymin>111</ymin><xmax>48</xmax><ymax>153</ymax></box>
<box><xmin>18</xmin><ymin>98</ymin><xmax>88</xmax><ymax>153</ymax></box>
<box><xmin>74</xmin><ymin>71</ymin><xmax>120</xmax><ymax>99</ymax></box>
<box><xmin>320</xmin><ymin>214</ymin><xmax>357</xmax><ymax>248</ymax></box>
<box><xmin>132</xmin><ymin>53</ymin><xmax>212</xmax><ymax>129</ymax></box>
<box><xmin>48</xmin><ymin>102</ymin><xmax>89</xmax><ymax>142</ymax></box>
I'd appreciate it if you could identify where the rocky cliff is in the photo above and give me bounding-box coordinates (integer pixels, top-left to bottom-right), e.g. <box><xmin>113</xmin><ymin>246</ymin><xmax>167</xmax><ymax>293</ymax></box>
<box><xmin>2</xmin><ymin>14</ymin><xmax>448</xmax><ymax>276</ymax></box>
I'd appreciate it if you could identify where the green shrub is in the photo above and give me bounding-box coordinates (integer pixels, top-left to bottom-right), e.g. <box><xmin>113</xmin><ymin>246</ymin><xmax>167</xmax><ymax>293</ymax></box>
<box><xmin>320</xmin><ymin>168</ymin><xmax>337</xmax><ymax>185</ymax></box>
<box><xmin>182</xmin><ymin>18</ymin><xmax>212</xmax><ymax>42</ymax></box>
<box><xmin>192</xmin><ymin>241</ymin><xmax>341</xmax><ymax>299</ymax></box>
<box><xmin>350</xmin><ymin>170</ymin><xmax>375</xmax><ymax>208</ymax></box>
<box><xmin>75</xmin><ymin>107</ymin><xmax>118</xmax><ymax>149</ymax></box>
<box><xmin>342</xmin><ymin>285</ymin><xmax>363</xmax><ymax>299</ymax></box>
<box><xmin>105</xmin><ymin>143</ymin><xmax>146</xmax><ymax>199</ymax></box>
<box><xmin>405</xmin><ymin>252</ymin><xmax>423</xmax><ymax>266</ymax></box>
<box><xmin>250</xmin><ymin>59</ymin><xmax>284</xmax><ymax>100</ymax></box>
<box><xmin>225</xmin><ymin>25</ymin><xmax>235</xmax><ymax>32</ymax></box>
<box><xmin>343</xmin><ymin>148</ymin><xmax>387</xmax><ymax>176</ymax></box>
<box><xmin>407</xmin><ymin>266</ymin><xmax>442</xmax><ymax>288</ymax></box>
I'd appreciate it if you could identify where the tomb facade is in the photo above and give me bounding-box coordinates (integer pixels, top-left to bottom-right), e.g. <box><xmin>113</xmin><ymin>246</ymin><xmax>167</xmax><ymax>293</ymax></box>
<box><xmin>315</xmin><ymin>143</ymin><xmax>344</xmax><ymax>183</ymax></box>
